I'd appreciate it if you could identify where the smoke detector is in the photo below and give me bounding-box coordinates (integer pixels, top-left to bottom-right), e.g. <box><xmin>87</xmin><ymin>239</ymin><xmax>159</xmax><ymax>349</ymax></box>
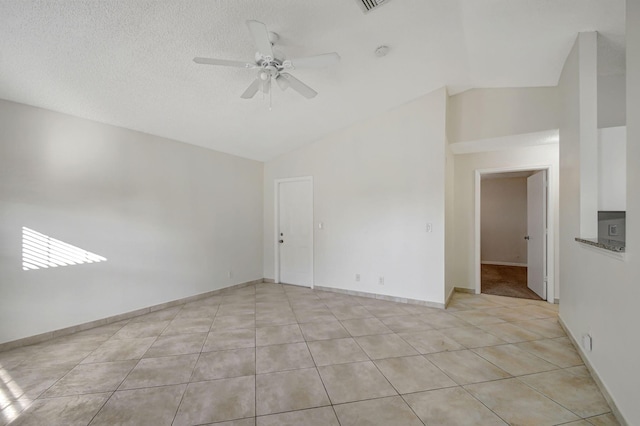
<box><xmin>356</xmin><ymin>0</ymin><xmax>389</xmax><ymax>14</ymax></box>
<box><xmin>374</xmin><ymin>46</ymin><xmax>390</xmax><ymax>57</ymax></box>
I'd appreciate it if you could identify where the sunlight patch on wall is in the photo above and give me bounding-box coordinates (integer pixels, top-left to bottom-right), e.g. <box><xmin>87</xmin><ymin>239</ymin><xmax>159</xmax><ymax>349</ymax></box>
<box><xmin>22</xmin><ymin>227</ymin><xmax>107</xmax><ymax>271</ymax></box>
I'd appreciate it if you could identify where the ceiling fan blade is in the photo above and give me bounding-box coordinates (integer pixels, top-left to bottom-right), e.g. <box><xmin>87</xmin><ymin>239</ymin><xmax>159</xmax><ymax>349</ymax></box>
<box><xmin>284</xmin><ymin>52</ymin><xmax>341</xmax><ymax>69</ymax></box>
<box><xmin>193</xmin><ymin>57</ymin><xmax>256</xmax><ymax>68</ymax></box>
<box><xmin>246</xmin><ymin>20</ymin><xmax>274</xmax><ymax>60</ymax></box>
<box><xmin>279</xmin><ymin>73</ymin><xmax>317</xmax><ymax>99</ymax></box>
<box><xmin>275</xmin><ymin>74</ymin><xmax>289</xmax><ymax>91</ymax></box>
<box><xmin>240</xmin><ymin>78</ymin><xmax>261</xmax><ymax>99</ymax></box>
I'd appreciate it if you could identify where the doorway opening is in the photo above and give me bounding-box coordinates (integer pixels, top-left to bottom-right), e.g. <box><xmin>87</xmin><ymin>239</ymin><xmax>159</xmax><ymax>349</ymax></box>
<box><xmin>481</xmin><ymin>264</ymin><xmax>539</xmax><ymax>299</ymax></box>
<box><xmin>474</xmin><ymin>166</ymin><xmax>555</xmax><ymax>303</ymax></box>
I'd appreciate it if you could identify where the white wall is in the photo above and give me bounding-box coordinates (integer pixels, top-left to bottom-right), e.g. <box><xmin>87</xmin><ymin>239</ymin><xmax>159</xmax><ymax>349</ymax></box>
<box><xmin>0</xmin><ymin>100</ymin><xmax>263</xmax><ymax>344</ymax></box>
<box><xmin>480</xmin><ymin>177</ymin><xmax>528</xmax><ymax>265</ymax></box>
<box><xmin>264</xmin><ymin>88</ymin><xmax>448</xmax><ymax>305</ymax></box>
<box><xmin>597</xmin><ymin>73</ymin><xmax>626</xmax><ymax>128</ymax></box>
<box><xmin>598</xmin><ymin>126</ymin><xmax>627</xmax><ymax>211</ymax></box>
<box><xmin>450</xmin><ymin>144</ymin><xmax>559</xmax><ymax>299</ymax></box>
<box><xmin>447</xmin><ymin>87</ymin><xmax>560</xmax><ymax>143</ymax></box>
<box><xmin>558</xmin><ymin>24</ymin><xmax>640</xmax><ymax>424</ymax></box>
<box><xmin>444</xmin><ymin>132</ymin><xmax>456</xmax><ymax>302</ymax></box>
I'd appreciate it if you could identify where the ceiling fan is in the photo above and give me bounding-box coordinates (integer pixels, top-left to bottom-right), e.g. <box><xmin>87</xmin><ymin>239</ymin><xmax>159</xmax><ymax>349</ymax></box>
<box><xmin>194</xmin><ymin>20</ymin><xmax>340</xmax><ymax>100</ymax></box>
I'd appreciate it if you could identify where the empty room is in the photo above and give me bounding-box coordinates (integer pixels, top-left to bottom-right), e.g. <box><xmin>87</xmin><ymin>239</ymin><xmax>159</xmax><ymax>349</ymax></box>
<box><xmin>1</xmin><ymin>1</ymin><xmax>638</xmax><ymax>425</ymax></box>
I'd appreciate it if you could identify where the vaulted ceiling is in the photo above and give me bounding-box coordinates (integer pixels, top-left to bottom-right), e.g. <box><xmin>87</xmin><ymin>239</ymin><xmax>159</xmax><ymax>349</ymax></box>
<box><xmin>0</xmin><ymin>0</ymin><xmax>625</xmax><ymax>161</ymax></box>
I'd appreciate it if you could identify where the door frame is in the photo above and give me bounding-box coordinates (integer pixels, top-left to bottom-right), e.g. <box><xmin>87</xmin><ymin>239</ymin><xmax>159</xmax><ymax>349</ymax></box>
<box><xmin>274</xmin><ymin>176</ymin><xmax>314</xmax><ymax>288</ymax></box>
<box><xmin>526</xmin><ymin>170</ymin><xmax>548</xmax><ymax>300</ymax></box>
<box><xmin>474</xmin><ymin>165</ymin><xmax>555</xmax><ymax>303</ymax></box>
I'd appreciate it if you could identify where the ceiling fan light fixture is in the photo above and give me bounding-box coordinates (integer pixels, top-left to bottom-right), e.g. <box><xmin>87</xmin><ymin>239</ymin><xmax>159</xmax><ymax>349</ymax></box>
<box><xmin>276</xmin><ymin>74</ymin><xmax>290</xmax><ymax>91</ymax></box>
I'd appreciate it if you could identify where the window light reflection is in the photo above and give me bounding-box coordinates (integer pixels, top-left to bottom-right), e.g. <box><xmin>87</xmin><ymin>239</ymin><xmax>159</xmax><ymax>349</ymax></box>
<box><xmin>0</xmin><ymin>367</ymin><xmax>30</xmax><ymax>424</ymax></box>
<box><xmin>21</xmin><ymin>227</ymin><xmax>106</xmax><ymax>271</ymax></box>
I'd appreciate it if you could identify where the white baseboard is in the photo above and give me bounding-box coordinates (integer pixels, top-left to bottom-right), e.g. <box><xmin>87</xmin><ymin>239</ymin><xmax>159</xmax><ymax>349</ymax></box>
<box><xmin>558</xmin><ymin>315</ymin><xmax>628</xmax><ymax>426</ymax></box>
<box><xmin>444</xmin><ymin>287</ymin><xmax>475</xmax><ymax>307</ymax></box>
<box><xmin>445</xmin><ymin>286</ymin><xmax>456</xmax><ymax>308</ymax></box>
<box><xmin>0</xmin><ymin>279</ymin><xmax>264</xmax><ymax>352</ymax></box>
<box><xmin>481</xmin><ymin>261</ymin><xmax>528</xmax><ymax>267</ymax></box>
<box><xmin>314</xmin><ymin>285</ymin><xmax>445</xmax><ymax>309</ymax></box>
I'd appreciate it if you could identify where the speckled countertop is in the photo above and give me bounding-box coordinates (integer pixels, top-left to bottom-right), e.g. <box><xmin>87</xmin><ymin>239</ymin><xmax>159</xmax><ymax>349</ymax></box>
<box><xmin>575</xmin><ymin>237</ymin><xmax>625</xmax><ymax>252</ymax></box>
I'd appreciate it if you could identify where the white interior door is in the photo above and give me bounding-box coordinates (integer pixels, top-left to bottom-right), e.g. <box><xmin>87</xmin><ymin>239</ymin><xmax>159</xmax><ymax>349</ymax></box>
<box><xmin>527</xmin><ymin>171</ymin><xmax>547</xmax><ymax>300</ymax></box>
<box><xmin>277</xmin><ymin>178</ymin><xmax>313</xmax><ymax>287</ymax></box>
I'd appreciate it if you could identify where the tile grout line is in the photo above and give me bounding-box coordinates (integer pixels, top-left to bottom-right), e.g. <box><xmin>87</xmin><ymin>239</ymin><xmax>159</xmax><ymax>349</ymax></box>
<box><xmin>513</xmin><ymin>372</ymin><xmax>608</xmax><ymax>421</ymax></box>
<box><xmin>85</xmin><ymin>390</ymin><xmax>116</xmax><ymax>426</ymax></box>
<box><xmin>363</xmin><ymin>334</ymin><xmax>429</xmax><ymax>426</ymax></box>
<box><xmin>172</xmin><ymin>296</ymin><xmax>220</xmax><ymax>425</ymax></box>
<box><xmin>115</xmin><ymin>305</ymin><xmax>184</xmax><ymax>424</ymax></box>
<box><xmin>452</xmin><ymin>303</ymin><xmax>590</xmax><ymax>424</ymax></box>
<box><xmin>17</xmin><ymin>317</ymin><xmax>134</xmax><ymax>420</ymax></box>
<box><xmin>291</xmin><ymin>290</ymin><xmax>343</xmax><ymax>425</ymax></box>
<box><xmin>389</xmin><ymin>327</ymin><xmax>512</xmax><ymax>416</ymax></box>
<box><xmin>458</xmin><ymin>384</ymin><xmax>512</xmax><ymax>425</ymax></box>
<box><xmin>336</xmin><ymin>311</ymin><xmax>422</xmax><ymax>419</ymax></box>
<box><xmin>90</xmin><ymin>313</ymin><xmax>180</xmax><ymax>424</ymax></box>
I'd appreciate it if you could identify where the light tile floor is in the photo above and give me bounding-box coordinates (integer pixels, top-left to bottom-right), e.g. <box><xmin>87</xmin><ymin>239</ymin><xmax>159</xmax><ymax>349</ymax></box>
<box><xmin>0</xmin><ymin>284</ymin><xmax>619</xmax><ymax>426</ymax></box>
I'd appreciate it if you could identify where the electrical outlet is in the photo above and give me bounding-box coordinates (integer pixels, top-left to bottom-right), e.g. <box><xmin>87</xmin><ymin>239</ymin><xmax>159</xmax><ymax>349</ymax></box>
<box><xmin>378</xmin><ymin>276</ymin><xmax>384</xmax><ymax>286</ymax></box>
<box><xmin>355</xmin><ymin>274</ymin><xmax>360</xmax><ymax>282</ymax></box>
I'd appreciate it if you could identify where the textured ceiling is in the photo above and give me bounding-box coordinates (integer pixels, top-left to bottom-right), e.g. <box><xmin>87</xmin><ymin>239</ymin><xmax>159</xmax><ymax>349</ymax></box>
<box><xmin>0</xmin><ymin>0</ymin><xmax>625</xmax><ymax>161</ymax></box>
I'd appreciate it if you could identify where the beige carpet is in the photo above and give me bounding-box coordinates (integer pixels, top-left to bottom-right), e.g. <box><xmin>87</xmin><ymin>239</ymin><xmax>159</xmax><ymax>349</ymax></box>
<box><xmin>481</xmin><ymin>264</ymin><xmax>542</xmax><ymax>300</ymax></box>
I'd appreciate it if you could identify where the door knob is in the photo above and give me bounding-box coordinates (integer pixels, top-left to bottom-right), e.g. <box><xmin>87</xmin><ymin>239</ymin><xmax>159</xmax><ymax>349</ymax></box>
<box><xmin>279</xmin><ymin>239</ymin><xmax>284</xmax><ymax>244</ymax></box>
<box><xmin>524</xmin><ymin>236</ymin><xmax>530</xmax><ymax>240</ymax></box>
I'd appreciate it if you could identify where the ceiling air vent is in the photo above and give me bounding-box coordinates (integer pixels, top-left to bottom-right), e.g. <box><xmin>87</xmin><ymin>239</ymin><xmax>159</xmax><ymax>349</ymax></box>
<box><xmin>356</xmin><ymin>0</ymin><xmax>388</xmax><ymax>14</ymax></box>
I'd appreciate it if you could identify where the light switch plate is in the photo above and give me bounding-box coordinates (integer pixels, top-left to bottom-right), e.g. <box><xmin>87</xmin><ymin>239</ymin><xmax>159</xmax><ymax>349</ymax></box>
<box><xmin>582</xmin><ymin>334</ymin><xmax>592</xmax><ymax>352</ymax></box>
